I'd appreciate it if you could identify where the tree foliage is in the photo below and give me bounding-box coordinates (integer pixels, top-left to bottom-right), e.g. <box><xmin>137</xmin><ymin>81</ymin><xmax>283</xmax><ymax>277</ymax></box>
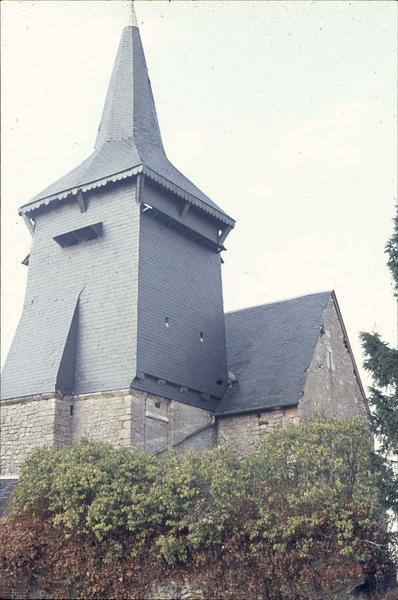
<box><xmin>360</xmin><ymin>204</ymin><xmax>398</xmax><ymax>513</ymax></box>
<box><xmin>1</xmin><ymin>418</ymin><xmax>395</xmax><ymax>599</ymax></box>
<box><xmin>385</xmin><ymin>204</ymin><xmax>398</xmax><ymax>298</ymax></box>
<box><xmin>360</xmin><ymin>332</ymin><xmax>398</xmax><ymax>455</ymax></box>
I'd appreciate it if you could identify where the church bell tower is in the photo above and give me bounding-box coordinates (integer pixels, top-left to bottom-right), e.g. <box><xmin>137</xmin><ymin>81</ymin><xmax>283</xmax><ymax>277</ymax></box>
<box><xmin>1</xmin><ymin>13</ymin><xmax>235</xmax><ymax>411</ymax></box>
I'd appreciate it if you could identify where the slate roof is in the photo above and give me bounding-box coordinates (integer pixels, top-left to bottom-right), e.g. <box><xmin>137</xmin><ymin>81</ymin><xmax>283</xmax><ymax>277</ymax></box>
<box><xmin>20</xmin><ymin>26</ymin><xmax>232</xmax><ymax>225</ymax></box>
<box><xmin>217</xmin><ymin>291</ymin><xmax>332</xmax><ymax>416</ymax></box>
<box><xmin>0</xmin><ymin>478</ymin><xmax>18</xmax><ymax>516</ymax></box>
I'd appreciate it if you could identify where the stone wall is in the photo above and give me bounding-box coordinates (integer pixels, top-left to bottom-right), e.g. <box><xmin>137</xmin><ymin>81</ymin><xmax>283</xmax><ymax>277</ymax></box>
<box><xmin>171</xmin><ymin>401</ymin><xmax>216</xmax><ymax>453</ymax></box>
<box><xmin>71</xmin><ymin>389</ymin><xmax>215</xmax><ymax>455</ymax></box>
<box><xmin>1</xmin><ymin>395</ymin><xmax>60</xmax><ymax>475</ymax></box>
<box><xmin>72</xmin><ymin>390</ymin><xmax>133</xmax><ymax>447</ymax></box>
<box><xmin>135</xmin><ymin>392</ymin><xmax>216</xmax><ymax>454</ymax></box>
<box><xmin>53</xmin><ymin>397</ymin><xmax>73</xmax><ymax>447</ymax></box>
<box><xmin>147</xmin><ymin>578</ymin><xmax>369</xmax><ymax>600</ymax></box>
<box><xmin>217</xmin><ymin>405</ymin><xmax>299</xmax><ymax>454</ymax></box>
<box><xmin>300</xmin><ymin>298</ymin><xmax>369</xmax><ymax>420</ymax></box>
<box><xmin>1</xmin><ymin>389</ymin><xmax>215</xmax><ymax>475</ymax></box>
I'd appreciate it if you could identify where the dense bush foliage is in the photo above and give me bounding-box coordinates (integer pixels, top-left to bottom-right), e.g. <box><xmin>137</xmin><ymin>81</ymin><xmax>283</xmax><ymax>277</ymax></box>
<box><xmin>1</xmin><ymin>418</ymin><xmax>396</xmax><ymax>599</ymax></box>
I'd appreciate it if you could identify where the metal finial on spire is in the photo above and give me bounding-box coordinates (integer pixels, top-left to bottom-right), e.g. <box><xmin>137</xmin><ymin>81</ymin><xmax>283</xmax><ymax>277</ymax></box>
<box><xmin>128</xmin><ymin>1</ymin><xmax>138</xmax><ymax>27</ymax></box>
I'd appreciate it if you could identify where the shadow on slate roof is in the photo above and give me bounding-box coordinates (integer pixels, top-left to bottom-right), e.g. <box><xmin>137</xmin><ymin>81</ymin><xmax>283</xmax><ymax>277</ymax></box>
<box><xmin>218</xmin><ymin>291</ymin><xmax>332</xmax><ymax>416</ymax></box>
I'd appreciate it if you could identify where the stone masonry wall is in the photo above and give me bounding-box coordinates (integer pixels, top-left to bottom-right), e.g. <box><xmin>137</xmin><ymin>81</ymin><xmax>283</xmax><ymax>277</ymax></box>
<box><xmin>72</xmin><ymin>390</ymin><xmax>134</xmax><ymax>447</ymax></box>
<box><xmin>1</xmin><ymin>389</ymin><xmax>215</xmax><ymax>475</ymax></box>
<box><xmin>133</xmin><ymin>392</ymin><xmax>215</xmax><ymax>454</ymax></box>
<box><xmin>147</xmin><ymin>578</ymin><xmax>368</xmax><ymax>600</ymax></box>
<box><xmin>217</xmin><ymin>406</ymin><xmax>299</xmax><ymax>454</ymax></box>
<box><xmin>53</xmin><ymin>397</ymin><xmax>73</xmax><ymax>448</ymax></box>
<box><xmin>299</xmin><ymin>298</ymin><xmax>369</xmax><ymax>420</ymax></box>
<box><xmin>71</xmin><ymin>389</ymin><xmax>215</xmax><ymax>454</ymax></box>
<box><xmin>1</xmin><ymin>395</ymin><xmax>60</xmax><ymax>475</ymax></box>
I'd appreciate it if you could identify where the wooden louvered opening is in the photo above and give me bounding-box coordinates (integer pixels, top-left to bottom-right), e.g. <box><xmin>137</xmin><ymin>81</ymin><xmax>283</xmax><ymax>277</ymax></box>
<box><xmin>53</xmin><ymin>222</ymin><xmax>103</xmax><ymax>248</ymax></box>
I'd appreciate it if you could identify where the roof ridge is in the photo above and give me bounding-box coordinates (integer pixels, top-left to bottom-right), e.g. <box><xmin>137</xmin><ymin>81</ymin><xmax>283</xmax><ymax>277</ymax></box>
<box><xmin>225</xmin><ymin>290</ymin><xmax>332</xmax><ymax>316</ymax></box>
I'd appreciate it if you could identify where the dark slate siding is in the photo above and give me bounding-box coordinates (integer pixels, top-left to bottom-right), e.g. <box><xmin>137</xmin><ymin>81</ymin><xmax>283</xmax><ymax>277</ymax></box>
<box><xmin>1</xmin><ymin>181</ymin><xmax>140</xmax><ymax>399</ymax></box>
<box><xmin>218</xmin><ymin>292</ymin><xmax>332</xmax><ymax>415</ymax></box>
<box><xmin>56</xmin><ymin>300</ymin><xmax>79</xmax><ymax>394</ymax></box>
<box><xmin>1</xmin><ymin>290</ymin><xmax>80</xmax><ymax>399</ymax></box>
<box><xmin>142</xmin><ymin>182</ymin><xmax>220</xmax><ymax>245</ymax></box>
<box><xmin>135</xmin><ymin>209</ymin><xmax>228</xmax><ymax>401</ymax></box>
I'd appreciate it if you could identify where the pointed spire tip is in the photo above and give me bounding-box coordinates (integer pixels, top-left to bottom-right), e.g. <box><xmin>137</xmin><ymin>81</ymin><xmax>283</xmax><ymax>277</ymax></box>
<box><xmin>128</xmin><ymin>1</ymin><xmax>138</xmax><ymax>27</ymax></box>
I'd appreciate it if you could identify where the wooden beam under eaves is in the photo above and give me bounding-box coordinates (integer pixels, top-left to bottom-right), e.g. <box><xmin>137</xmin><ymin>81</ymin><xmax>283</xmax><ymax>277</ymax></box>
<box><xmin>77</xmin><ymin>190</ymin><xmax>87</xmax><ymax>213</ymax></box>
<box><xmin>218</xmin><ymin>225</ymin><xmax>232</xmax><ymax>246</ymax></box>
<box><xmin>180</xmin><ymin>201</ymin><xmax>190</xmax><ymax>218</ymax></box>
<box><xmin>22</xmin><ymin>213</ymin><xmax>35</xmax><ymax>235</ymax></box>
<box><xmin>136</xmin><ymin>173</ymin><xmax>145</xmax><ymax>203</ymax></box>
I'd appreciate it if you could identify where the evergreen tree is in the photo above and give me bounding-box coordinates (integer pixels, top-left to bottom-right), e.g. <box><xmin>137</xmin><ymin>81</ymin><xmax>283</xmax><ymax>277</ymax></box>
<box><xmin>360</xmin><ymin>205</ymin><xmax>398</xmax><ymax>454</ymax></box>
<box><xmin>360</xmin><ymin>204</ymin><xmax>398</xmax><ymax>513</ymax></box>
<box><xmin>386</xmin><ymin>205</ymin><xmax>398</xmax><ymax>299</ymax></box>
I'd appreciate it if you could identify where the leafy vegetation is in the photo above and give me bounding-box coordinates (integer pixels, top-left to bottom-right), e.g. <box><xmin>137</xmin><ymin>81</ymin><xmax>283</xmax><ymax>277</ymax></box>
<box><xmin>360</xmin><ymin>203</ymin><xmax>398</xmax><ymax>514</ymax></box>
<box><xmin>1</xmin><ymin>417</ymin><xmax>395</xmax><ymax>599</ymax></box>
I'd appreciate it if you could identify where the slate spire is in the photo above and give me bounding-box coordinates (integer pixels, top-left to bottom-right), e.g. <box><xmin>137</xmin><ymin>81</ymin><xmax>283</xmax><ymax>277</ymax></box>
<box><xmin>128</xmin><ymin>1</ymin><xmax>138</xmax><ymax>27</ymax></box>
<box><xmin>95</xmin><ymin>1</ymin><xmax>163</xmax><ymax>154</ymax></box>
<box><xmin>94</xmin><ymin>23</ymin><xmax>164</xmax><ymax>155</ymax></box>
<box><xmin>20</xmin><ymin>7</ymin><xmax>234</xmax><ymax>224</ymax></box>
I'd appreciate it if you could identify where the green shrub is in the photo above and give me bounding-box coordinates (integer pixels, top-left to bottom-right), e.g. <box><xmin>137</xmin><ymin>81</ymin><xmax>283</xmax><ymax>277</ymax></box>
<box><xmin>3</xmin><ymin>417</ymin><xmax>395</xmax><ymax>598</ymax></box>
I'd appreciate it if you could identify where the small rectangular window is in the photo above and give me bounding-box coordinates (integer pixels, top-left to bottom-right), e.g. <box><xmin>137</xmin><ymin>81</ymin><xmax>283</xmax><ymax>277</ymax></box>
<box><xmin>53</xmin><ymin>222</ymin><xmax>103</xmax><ymax>248</ymax></box>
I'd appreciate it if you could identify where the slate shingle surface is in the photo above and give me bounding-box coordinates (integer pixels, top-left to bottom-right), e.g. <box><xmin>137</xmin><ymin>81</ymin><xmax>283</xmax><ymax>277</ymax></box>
<box><xmin>22</xmin><ymin>26</ymin><xmax>230</xmax><ymax>221</ymax></box>
<box><xmin>1</xmin><ymin>183</ymin><xmax>140</xmax><ymax>400</ymax></box>
<box><xmin>2</xmin><ymin>23</ymin><xmax>231</xmax><ymax>404</ymax></box>
<box><xmin>1</xmin><ymin>289</ymin><xmax>82</xmax><ymax>399</ymax></box>
<box><xmin>0</xmin><ymin>479</ymin><xmax>18</xmax><ymax>516</ymax></box>
<box><xmin>217</xmin><ymin>292</ymin><xmax>332</xmax><ymax>415</ymax></box>
<box><xmin>135</xmin><ymin>211</ymin><xmax>228</xmax><ymax>403</ymax></box>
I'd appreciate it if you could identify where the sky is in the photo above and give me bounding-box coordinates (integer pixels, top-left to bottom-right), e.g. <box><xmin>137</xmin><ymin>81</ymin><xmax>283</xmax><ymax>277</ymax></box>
<box><xmin>1</xmin><ymin>0</ymin><xmax>397</xmax><ymax>388</ymax></box>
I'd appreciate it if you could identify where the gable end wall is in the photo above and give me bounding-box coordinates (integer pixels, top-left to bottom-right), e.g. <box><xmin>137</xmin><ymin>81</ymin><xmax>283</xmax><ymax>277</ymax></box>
<box><xmin>299</xmin><ymin>297</ymin><xmax>368</xmax><ymax>419</ymax></box>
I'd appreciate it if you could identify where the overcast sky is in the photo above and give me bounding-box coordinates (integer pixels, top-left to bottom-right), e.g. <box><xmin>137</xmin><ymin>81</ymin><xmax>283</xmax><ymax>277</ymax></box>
<box><xmin>1</xmin><ymin>1</ymin><xmax>397</xmax><ymax>387</ymax></box>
